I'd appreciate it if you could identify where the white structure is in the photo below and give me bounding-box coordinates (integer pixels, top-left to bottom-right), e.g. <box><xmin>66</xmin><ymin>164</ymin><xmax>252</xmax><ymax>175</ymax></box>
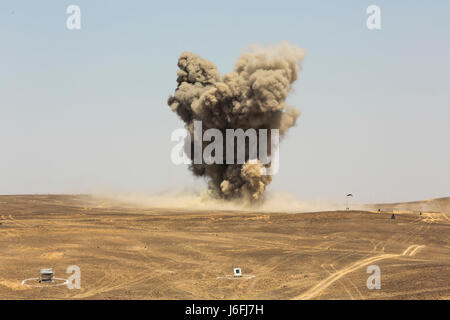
<box><xmin>39</xmin><ymin>268</ymin><xmax>54</xmax><ymax>283</ymax></box>
<box><xmin>233</xmin><ymin>268</ymin><xmax>242</xmax><ymax>277</ymax></box>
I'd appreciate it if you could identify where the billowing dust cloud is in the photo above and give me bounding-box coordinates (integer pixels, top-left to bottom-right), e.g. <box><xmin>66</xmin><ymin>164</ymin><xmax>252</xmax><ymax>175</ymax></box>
<box><xmin>167</xmin><ymin>42</ymin><xmax>305</xmax><ymax>202</ymax></box>
<box><xmin>94</xmin><ymin>191</ymin><xmax>341</xmax><ymax>213</ymax></box>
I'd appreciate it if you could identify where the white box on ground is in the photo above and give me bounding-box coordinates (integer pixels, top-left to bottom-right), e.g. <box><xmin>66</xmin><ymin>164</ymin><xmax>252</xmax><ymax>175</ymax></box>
<box><xmin>39</xmin><ymin>268</ymin><xmax>54</xmax><ymax>283</ymax></box>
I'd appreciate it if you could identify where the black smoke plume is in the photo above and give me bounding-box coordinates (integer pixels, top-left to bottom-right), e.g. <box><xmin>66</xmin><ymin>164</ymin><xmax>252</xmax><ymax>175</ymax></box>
<box><xmin>168</xmin><ymin>42</ymin><xmax>305</xmax><ymax>202</ymax></box>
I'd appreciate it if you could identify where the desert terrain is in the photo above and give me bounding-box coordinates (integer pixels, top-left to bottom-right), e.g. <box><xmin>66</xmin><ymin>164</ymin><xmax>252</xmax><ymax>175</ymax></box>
<box><xmin>0</xmin><ymin>195</ymin><xmax>449</xmax><ymax>299</ymax></box>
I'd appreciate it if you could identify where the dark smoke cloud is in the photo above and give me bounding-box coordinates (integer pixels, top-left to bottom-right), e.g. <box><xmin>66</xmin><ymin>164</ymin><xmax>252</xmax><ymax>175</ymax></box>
<box><xmin>167</xmin><ymin>42</ymin><xmax>305</xmax><ymax>202</ymax></box>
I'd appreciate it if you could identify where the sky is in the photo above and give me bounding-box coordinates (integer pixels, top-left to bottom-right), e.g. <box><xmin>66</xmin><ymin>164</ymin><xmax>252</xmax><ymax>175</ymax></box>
<box><xmin>0</xmin><ymin>0</ymin><xmax>449</xmax><ymax>204</ymax></box>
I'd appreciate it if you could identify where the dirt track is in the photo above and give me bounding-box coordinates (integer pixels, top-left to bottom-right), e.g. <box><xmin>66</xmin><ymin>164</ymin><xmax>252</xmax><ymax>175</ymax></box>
<box><xmin>0</xmin><ymin>195</ymin><xmax>449</xmax><ymax>299</ymax></box>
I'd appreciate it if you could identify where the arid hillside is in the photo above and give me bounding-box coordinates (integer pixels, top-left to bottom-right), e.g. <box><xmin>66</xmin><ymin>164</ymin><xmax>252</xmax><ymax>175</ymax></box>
<box><xmin>0</xmin><ymin>195</ymin><xmax>448</xmax><ymax>299</ymax></box>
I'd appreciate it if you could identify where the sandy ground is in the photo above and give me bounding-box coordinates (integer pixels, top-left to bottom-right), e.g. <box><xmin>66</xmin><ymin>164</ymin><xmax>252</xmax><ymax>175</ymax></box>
<box><xmin>0</xmin><ymin>195</ymin><xmax>449</xmax><ymax>299</ymax></box>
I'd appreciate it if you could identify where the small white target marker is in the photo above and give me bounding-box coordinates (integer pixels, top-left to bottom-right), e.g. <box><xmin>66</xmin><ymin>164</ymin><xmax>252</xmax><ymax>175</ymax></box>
<box><xmin>217</xmin><ymin>268</ymin><xmax>255</xmax><ymax>280</ymax></box>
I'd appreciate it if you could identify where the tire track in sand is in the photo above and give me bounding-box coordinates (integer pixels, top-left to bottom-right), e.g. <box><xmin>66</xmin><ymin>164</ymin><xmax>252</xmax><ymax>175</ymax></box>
<box><xmin>432</xmin><ymin>200</ymin><xmax>450</xmax><ymax>222</ymax></box>
<box><xmin>292</xmin><ymin>244</ymin><xmax>425</xmax><ymax>300</ymax></box>
<box><xmin>321</xmin><ymin>264</ymin><xmax>354</xmax><ymax>300</ymax></box>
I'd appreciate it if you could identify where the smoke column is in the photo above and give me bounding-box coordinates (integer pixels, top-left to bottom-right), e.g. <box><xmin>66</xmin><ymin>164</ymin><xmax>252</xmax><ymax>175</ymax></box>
<box><xmin>167</xmin><ymin>42</ymin><xmax>305</xmax><ymax>202</ymax></box>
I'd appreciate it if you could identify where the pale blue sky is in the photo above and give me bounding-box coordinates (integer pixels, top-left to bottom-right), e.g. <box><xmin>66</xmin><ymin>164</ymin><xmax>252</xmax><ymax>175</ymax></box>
<box><xmin>1</xmin><ymin>0</ymin><xmax>449</xmax><ymax>203</ymax></box>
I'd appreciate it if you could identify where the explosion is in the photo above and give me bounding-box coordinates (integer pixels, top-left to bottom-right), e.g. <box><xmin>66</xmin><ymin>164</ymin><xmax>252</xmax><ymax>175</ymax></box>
<box><xmin>167</xmin><ymin>42</ymin><xmax>305</xmax><ymax>202</ymax></box>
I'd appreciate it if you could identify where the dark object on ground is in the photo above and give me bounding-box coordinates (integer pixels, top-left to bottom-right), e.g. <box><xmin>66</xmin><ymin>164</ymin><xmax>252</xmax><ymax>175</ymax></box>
<box><xmin>39</xmin><ymin>268</ymin><xmax>54</xmax><ymax>283</ymax></box>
